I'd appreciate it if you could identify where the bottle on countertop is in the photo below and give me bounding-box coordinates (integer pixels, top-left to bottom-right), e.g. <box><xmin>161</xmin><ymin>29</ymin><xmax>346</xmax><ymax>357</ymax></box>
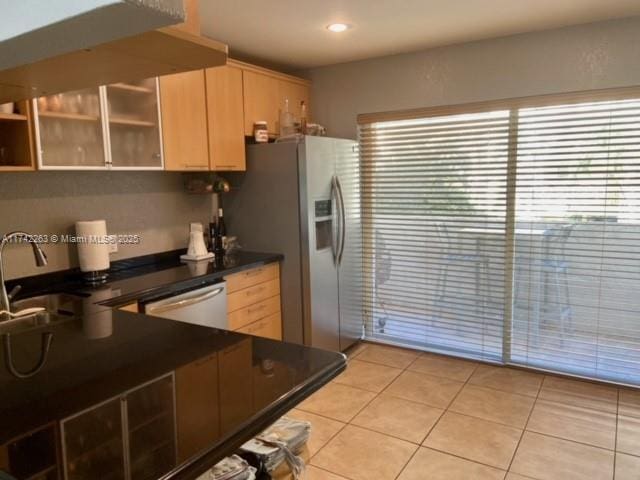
<box><xmin>208</xmin><ymin>220</ymin><xmax>217</xmax><ymax>252</ymax></box>
<box><xmin>212</xmin><ymin>207</ymin><xmax>227</xmax><ymax>255</ymax></box>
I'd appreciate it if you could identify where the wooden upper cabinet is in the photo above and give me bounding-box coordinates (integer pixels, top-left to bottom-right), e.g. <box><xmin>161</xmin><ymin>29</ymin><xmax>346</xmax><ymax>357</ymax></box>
<box><xmin>278</xmin><ymin>79</ymin><xmax>311</xmax><ymax>125</ymax></box>
<box><xmin>159</xmin><ymin>70</ymin><xmax>210</xmax><ymax>171</ymax></box>
<box><xmin>205</xmin><ymin>66</ymin><xmax>246</xmax><ymax>171</ymax></box>
<box><xmin>239</xmin><ymin>62</ymin><xmax>312</xmax><ymax>137</ymax></box>
<box><xmin>242</xmin><ymin>70</ymin><xmax>279</xmax><ymax>136</ymax></box>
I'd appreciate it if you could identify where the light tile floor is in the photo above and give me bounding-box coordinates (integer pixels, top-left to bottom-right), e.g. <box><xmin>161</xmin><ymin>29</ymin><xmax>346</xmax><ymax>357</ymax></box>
<box><xmin>279</xmin><ymin>342</ymin><xmax>640</xmax><ymax>480</ymax></box>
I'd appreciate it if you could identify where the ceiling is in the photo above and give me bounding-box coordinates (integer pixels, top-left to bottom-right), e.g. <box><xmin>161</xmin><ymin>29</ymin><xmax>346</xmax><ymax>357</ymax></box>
<box><xmin>200</xmin><ymin>0</ymin><xmax>640</xmax><ymax>70</ymax></box>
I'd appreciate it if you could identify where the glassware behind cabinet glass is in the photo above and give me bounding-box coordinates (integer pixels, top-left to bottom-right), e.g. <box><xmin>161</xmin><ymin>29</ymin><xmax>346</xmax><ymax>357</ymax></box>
<box><xmin>36</xmin><ymin>87</ymin><xmax>106</xmax><ymax>168</ymax></box>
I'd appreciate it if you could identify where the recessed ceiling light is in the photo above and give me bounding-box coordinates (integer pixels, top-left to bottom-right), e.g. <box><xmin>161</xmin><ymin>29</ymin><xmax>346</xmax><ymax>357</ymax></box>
<box><xmin>326</xmin><ymin>23</ymin><xmax>352</xmax><ymax>33</ymax></box>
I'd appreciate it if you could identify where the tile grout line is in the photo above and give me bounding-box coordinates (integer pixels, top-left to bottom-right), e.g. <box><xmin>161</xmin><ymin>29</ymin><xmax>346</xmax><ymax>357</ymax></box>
<box><xmin>505</xmin><ymin>372</ymin><xmax>543</xmax><ymax>477</ymax></box>
<box><xmin>327</xmin><ymin>345</ymin><xmax>422</xmax><ymax>479</ymax></box>
<box><xmin>306</xmin><ymin>346</ymin><xmax>409</xmax><ymax>475</ymax></box>
<box><xmin>300</xmin><ymin>343</ymin><xmax>371</xmax><ymax>477</ymax></box>
<box><xmin>389</xmin><ymin>351</ymin><xmax>438</xmax><ymax>480</ymax></box>
<box><xmin>392</xmin><ymin>354</ymin><xmax>483</xmax><ymax>480</ymax></box>
<box><xmin>521</xmin><ymin>430</ymin><xmax>617</xmax><ymax>454</ymax></box>
<box><xmin>366</xmin><ymin>356</ymin><xmax>552</xmax><ymax>404</ymax></box>
<box><xmin>299</xmin><ymin>343</ymin><xmax>631</xmax><ymax>480</ymax></box>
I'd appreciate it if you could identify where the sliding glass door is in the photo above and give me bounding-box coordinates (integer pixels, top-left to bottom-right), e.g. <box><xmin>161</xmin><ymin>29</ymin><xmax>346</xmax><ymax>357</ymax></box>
<box><xmin>511</xmin><ymin>99</ymin><xmax>640</xmax><ymax>383</ymax></box>
<box><xmin>360</xmin><ymin>93</ymin><xmax>640</xmax><ymax>385</ymax></box>
<box><xmin>360</xmin><ymin>110</ymin><xmax>510</xmax><ymax>361</ymax></box>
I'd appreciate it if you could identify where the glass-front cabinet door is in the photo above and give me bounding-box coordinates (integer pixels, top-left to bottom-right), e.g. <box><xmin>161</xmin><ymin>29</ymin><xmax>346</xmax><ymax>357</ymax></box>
<box><xmin>34</xmin><ymin>88</ymin><xmax>108</xmax><ymax>169</ymax></box>
<box><xmin>105</xmin><ymin>79</ymin><xmax>163</xmax><ymax>169</ymax></box>
<box><xmin>33</xmin><ymin>79</ymin><xmax>163</xmax><ymax>170</ymax></box>
<box><xmin>61</xmin><ymin>397</ymin><xmax>126</xmax><ymax>480</ymax></box>
<box><xmin>126</xmin><ymin>374</ymin><xmax>176</xmax><ymax>480</ymax></box>
<box><xmin>60</xmin><ymin>374</ymin><xmax>175</xmax><ymax>480</ymax></box>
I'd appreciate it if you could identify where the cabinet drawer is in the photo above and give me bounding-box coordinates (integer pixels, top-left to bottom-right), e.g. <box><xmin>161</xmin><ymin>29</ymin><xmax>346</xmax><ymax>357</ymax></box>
<box><xmin>237</xmin><ymin>312</ymin><xmax>282</xmax><ymax>340</ymax></box>
<box><xmin>227</xmin><ymin>278</ymin><xmax>280</xmax><ymax>312</ymax></box>
<box><xmin>228</xmin><ymin>294</ymin><xmax>281</xmax><ymax>331</ymax></box>
<box><xmin>225</xmin><ymin>263</ymin><xmax>279</xmax><ymax>294</ymax></box>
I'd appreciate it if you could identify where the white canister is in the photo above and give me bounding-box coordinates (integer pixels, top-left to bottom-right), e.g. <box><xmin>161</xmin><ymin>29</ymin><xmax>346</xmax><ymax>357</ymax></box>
<box><xmin>253</xmin><ymin>121</ymin><xmax>269</xmax><ymax>143</ymax></box>
<box><xmin>0</xmin><ymin>102</ymin><xmax>14</xmax><ymax>114</ymax></box>
<box><xmin>75</xmin><ymin>220</ymin><xmax>110</xmax><ymax>273</ymax></box>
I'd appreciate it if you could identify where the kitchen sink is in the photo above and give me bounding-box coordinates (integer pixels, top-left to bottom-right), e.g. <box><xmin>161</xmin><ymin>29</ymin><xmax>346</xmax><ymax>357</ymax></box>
<box><xmin>0</xmin><ymin>293</ymin><xmax>85</xmax><ymax>332</ymax></box>
<box><xmin>11</xmin><ymin>292</ymin><xmax>86</xmax><ymax>317</ymax></box>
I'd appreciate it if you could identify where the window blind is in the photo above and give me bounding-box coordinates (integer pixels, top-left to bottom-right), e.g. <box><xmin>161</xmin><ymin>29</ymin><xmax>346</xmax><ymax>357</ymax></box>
<box><xmin>359</xmin><ymin>110</ymin><xmax>511</xmax><ymax>361</ymax></box>
<box><xmin>359</xmin><ymin>89</ymin><xmax>640</xmax><ymax>385</ymax></box>
<box><xmin>511</xmin><ymin>98</ymin><xmax>640</xmax><ymax>384</ymax></box>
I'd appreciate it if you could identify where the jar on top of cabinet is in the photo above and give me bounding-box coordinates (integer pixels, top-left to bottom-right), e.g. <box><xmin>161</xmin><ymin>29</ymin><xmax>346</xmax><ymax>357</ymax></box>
<box><xmin>253</xmin><ymin>121</ymin><xmax>269</xmax><ymax>143</ymax></box>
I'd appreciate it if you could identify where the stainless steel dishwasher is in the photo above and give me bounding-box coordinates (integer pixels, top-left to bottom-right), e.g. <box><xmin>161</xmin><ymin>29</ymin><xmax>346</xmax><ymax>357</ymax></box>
<box><xmin>140</xmin><ymin>281</ymin><xmax>227</xmax><ymax>329</ymax></box>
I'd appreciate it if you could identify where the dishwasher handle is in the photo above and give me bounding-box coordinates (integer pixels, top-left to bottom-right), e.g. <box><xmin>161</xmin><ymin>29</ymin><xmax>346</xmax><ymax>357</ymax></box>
<box><xmin>146</xmin><ymin>285</ymin><xmax>225</xmax><ymax>315</ymax></box>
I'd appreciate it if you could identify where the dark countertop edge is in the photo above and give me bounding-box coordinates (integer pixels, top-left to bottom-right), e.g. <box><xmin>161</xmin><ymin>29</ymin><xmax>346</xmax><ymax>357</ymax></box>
<box><xmin>7</xmin><ymin>250</ymin><xmax>283</xmax><ymax>309</ymax></box>
<box><xmin>99</xmin><ymin>253</ymin><xmax>284</xmax><ymax>308</ymax></box>
<box><xmin>5</xmin><ymin>248</ymin><xmax>189</xmax><ymax>293</ymax></box>
<box><xmin>163</xmin><ymin>354</ymin><xmax>347</xmax><ymax>480</ymax></box>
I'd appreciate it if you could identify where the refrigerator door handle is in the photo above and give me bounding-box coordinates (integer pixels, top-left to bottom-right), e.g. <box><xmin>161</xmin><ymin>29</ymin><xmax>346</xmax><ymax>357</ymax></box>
<box><xmin>336</xmin><ymin>176</ymin><xmax>347</xmax><ymax>265</ymax></box>
<box><xmin>330</xmin><ymin>175</ymin><xmax>340</xmax><ymax>265</ymax></box>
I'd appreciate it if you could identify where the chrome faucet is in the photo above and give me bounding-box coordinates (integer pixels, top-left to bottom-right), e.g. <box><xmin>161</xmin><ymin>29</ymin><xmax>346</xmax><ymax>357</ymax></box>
<box><xmin>0</xmin><ymin>232</ymin><xmax>48</xmax><ymax>317</ymax></box>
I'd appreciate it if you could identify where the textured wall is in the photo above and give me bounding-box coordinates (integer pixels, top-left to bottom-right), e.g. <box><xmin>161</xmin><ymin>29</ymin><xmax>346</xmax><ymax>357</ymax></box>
<box><xmin>0</xmin><ymin>171</ymin><xmax>212</xmax><ymax>279</ymax></box>
<box><xmin>304</xmin><ymin>16</ymin><xmax>640</xmax><ymax>139</ymax></box>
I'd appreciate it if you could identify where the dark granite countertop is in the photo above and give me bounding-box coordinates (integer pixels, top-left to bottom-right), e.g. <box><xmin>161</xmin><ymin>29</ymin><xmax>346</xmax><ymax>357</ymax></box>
<box><xmin>8</xmin><ymin>249</ymin><xmax>283</xmax><ymax>308</ymax></box>
<box><xmin>0</xmin><ymin>251</ymin><xmax>345</xmax><ymax>480</ymax></box>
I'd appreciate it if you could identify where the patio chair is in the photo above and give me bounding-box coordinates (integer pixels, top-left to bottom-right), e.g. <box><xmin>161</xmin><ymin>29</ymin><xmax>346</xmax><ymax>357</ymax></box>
<box><xmin>536</xmin><ymin>224</ymin><xmax>574</xmax><ymax>336</ymax></box>
<box><xmin>374</xmin><ymin>230</ymin><xmax>392</xmax><ymax>333</ymax></box>
<box><xmin>434</xmin><ymin>223</ymin><xmax>491</xmax><ymax>319</ymax></box>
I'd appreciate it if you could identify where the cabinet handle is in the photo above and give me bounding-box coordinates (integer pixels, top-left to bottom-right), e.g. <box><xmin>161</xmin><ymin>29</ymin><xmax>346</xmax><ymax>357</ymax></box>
<box><xmin>246</xmin><ymin>286</ymin><xmax>265</xmax><ymax>297</ymax></box>
<box><xmin>245</xmin><ymin>268</ymin><xmax>264</xmax><ymax>277</ymax></box>
<box><xmin>249</xmin><ymin>322</ymin><xmax>264</xmax><ymax>333</ymax></box>
<box><xmin>247</xmin><ymin>304</ymin><xmax>266</xmax><ymax>314</ymax></box>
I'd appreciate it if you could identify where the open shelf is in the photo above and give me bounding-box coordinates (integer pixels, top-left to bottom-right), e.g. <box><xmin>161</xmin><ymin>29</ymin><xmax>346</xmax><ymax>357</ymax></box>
<box><xmin>0</xmin><ymin>100</ymin><xmax>36</xmax><ymax>170</ymax></box>
<box><xmin>0</xmin><ymin>165</ymin><xmax>34</xmax><ymax>172</ymax></box>
<box><xmin>108</xmin><ymin>83</ymin><xmax>154</xmax><ymax>94</ymax></box>
<box><xmin>109</xmin><ymin>117</ymin><xmax>156</xmax><ymax>127</ymax></box>
<box><xmin>39</xmin><ymin>111</ymin><xmax>100</xmax><ymax>122</ymax></box>
<box><xmin>0</xmin><ymin>112</ymin><xmax>28</xmax><ymax>121</ymax></box>
<box><xmin>128</xmin><ymin>410</ymin><xmax>170</xmax><ymax>435</ymax></box>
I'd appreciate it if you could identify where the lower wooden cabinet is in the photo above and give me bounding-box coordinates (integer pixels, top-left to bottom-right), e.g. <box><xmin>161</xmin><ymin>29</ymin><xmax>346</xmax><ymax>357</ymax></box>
<box><xmin>225</xmin><ymin>262</ymin><xmax>282</xmax><ymax>341</ymax></box>
<box><xmin>226</xmin><ymin>278</ymin><xmax>280</xmax><ymax>313</ymax></box>
<box><xmin>218</xmin><ymin>339</ymin><xmax>253</xmax><ymax>434</ymax></box>
<box><xmin>60</xmin><ymin>373</ymin><xmax>175</xmax><ymax>480</ymax></box>
<box><xmin>0</xmin><ymin>424</ymin><xmax>59</xmax><ymax>480</ymax></box>
<box><xmin>237</xmin><ymin>311</ymin><xmax>282</xmax><ymax>341</ymax></box>
<box><xmin>227</xmin><ymin>294</ymin><xmax>280</xmax><ymax>331</ymax></box>
<box><xmin>175</xmin><ymin>353</ymin><xmax>219</xmax><ymax>462</ymax></box>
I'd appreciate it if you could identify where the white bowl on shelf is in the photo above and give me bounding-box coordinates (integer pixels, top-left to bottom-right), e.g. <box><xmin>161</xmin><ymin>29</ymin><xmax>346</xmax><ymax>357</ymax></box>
<box><xmin>0</xmin><ymin>102</ymin><xmax>14</xmax><ymax>114</ymax></box>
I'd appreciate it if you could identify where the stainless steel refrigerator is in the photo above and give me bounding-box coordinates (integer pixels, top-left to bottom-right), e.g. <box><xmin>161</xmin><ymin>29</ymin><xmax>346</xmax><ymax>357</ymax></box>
<box><xmin>225</xmin><ymin>136</ymin><xmax>362</xmax><ymax>352</ymax></box>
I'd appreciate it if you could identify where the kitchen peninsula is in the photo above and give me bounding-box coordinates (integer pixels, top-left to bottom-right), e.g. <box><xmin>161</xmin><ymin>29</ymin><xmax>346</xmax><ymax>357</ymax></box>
<box><xmin>0</xmin><ymin>251</ymin><xmax>345</xmax><ymax>480</ymax></box>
